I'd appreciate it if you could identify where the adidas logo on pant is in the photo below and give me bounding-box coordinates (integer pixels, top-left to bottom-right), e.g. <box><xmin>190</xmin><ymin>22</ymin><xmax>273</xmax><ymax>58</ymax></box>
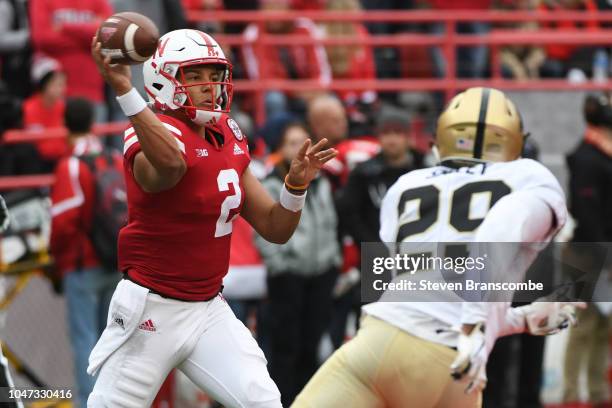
<box><xmin>138</xmin><ymin>319</ymin><xmax>157</xmax><ymax>332</ymax></box>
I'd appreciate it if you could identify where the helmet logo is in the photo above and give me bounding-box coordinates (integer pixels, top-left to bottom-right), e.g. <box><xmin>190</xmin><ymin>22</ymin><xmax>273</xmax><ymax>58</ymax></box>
<box><xmin>456</xmin><ymin>138</ymin><xmax>474</xmax><ymax>150</ymax></box>
<box><xmin>191</xmin><ymin>30</ymin><xmax>220</xmax><ymax>58</ymax></box>
<box><xmin>157</xmin><ymin>37</ymin><xmax>170</xmax><ymax>58</ymax></box>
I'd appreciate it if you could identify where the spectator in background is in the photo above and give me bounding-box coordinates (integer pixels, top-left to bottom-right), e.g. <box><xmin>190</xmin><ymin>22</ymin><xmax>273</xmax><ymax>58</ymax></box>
<box><xmin>562</xmin><ymin>93</ymin><xmax>612</xmax><ymax>408</ymax></box>
<box><xmin>49</xmin><ymin>98</ymin><xmax>121</xmax><ymax>408</ymax></box>
<box><xmin>30</xmin><ymin>0</ymin><xmax>112</xmax><ymax>122</ymax></box>
<box><xmin>333</xmin><ymin>107</ymin><xmax>424</xmax><ymax>344</ymax></box>
<box><xmin>0</xmin><ymin>0</ymin><xmax>31</xmax><ymax>99</ymax></box>
<box><xmin>495</xmin><ymin>0</ymin><xmax>546</xmax><ymax>80</ymax></box>
<box><xmin>22</xmin><ymin>55</ymin><xmax>68</xmax><ymax>172</ymax></box>
<box><xmin>0</xmin><ymin>80</ymin><xmax>33</xmax><ymax>176</ymax></box>
<box><xmin>537</xmin><ymin>0</ymin><xmax>600</xmax><ymax>79</ymax></box>
<box><xmin>255</xmin><ymin>121</ymin><xmax>341</xmax><ymax>407</ymax></box>
<box><xmin>425</xmin><ymin>0</ymin><xmax>492</xmax><ymax>79</ymax></box>
<box><xmin>308</xmin><ymin>94</ymin><xmax>379</xmax><ymax>188</ymax></box>
<box><xmin>321</xmin><ymin>0</ymin><xmax>377</xmax><ymax>107</ymax></box>
<box><xmin>242</xmin><ymin>0</ymin><xmax>331</xmax><ymax>116</ymax></box>
<box><xmin>307</xmin><ymin>94</ymin><xmax>380</xmax><ymax>350</ymax></box>
<box><xmin>181</xmin><ymin>0</ymin><xmax>223</xmax><ymax>33</ymax></box>
<box><xmin>338</xmin><ymin>107</ymin><xmax>424</xmax><ymax>246</ymax></box>
<box><xmin>360</xmin><ymin>0</ymin><xmax>416</xmax><ymax>80</ymax></box>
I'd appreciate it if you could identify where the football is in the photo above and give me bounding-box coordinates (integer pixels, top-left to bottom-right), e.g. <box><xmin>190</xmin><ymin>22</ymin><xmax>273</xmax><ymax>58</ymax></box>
<box><xmin>97</xmin><ymin>12</ymin><xmax>160</xmax><ymax>65</ymax></box>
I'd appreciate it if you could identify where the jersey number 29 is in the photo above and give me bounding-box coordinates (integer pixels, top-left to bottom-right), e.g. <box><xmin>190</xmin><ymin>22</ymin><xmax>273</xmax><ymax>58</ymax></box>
<box><xmin>396</xmin><ymin>180</ymin><xmax>511</xmax><ymax>241</ymax></box>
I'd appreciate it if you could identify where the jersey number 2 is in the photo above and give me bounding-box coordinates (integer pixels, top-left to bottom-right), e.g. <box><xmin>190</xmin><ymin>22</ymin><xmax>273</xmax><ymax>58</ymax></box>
<box><xmin>215</xmin><ymin>169</ymin><xmax>242</xmax><ymax>237</ymax></box>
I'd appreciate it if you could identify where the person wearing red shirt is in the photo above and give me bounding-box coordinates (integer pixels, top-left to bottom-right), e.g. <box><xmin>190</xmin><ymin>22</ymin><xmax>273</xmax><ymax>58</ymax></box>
<box><xmin>29</xmin><ymin>0</ymin><xmax>112</xmax><ymax>120</ymax></box>
<box><xmin>322</xmin><ymin>0</ymin><xmax>377</xmax><ymax>109</ymax></box>
<box><xmin>242</xmin><ymin>0</ymin><xmax>331</xmax><ymax>115</ymax></box>
<box><xmin>49</xmin><ymin>98</ymin><xmax>121</xmax><ymax>408</ymax></box>
<box><xmin>87</xmin><ymin>29</ymin><xmax>337</xmax><ymax>407</ymax></box>
<box><xmin>22</xmin><ymin>56</ymin><xmax>68</xmax><ymax>171</ymax></box>
<box><xmin>537</xmin><ymin>0</ymin><xmax>600</xmax><ymax>78</ymax></box>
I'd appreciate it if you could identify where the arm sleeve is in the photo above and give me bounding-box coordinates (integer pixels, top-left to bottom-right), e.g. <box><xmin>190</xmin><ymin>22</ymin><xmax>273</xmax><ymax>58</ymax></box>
<box><xmin>474</xmin><ymin>190</ymin><xmax>557</xmax><ymax>243</ymax></box>
<box><xmin>460</xmin><ymin>302</ymin><xmax>489</xmax><ymax>325</ymax></box>
<box><xmin>461</xmin><ymin>188</ymin><xmax>560</xmax><ymax>328</ymax></box>
<box><xmin>123</xmin><ymin>120</ymin><xmax>188</xmax><ymax>169</ymax></box>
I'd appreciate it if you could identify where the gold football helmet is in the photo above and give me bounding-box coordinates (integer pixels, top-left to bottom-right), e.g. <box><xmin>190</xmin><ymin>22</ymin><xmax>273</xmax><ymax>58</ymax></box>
<box><xmin>436</xmin><ymin>87</ymin><xmax>526</xmax><ymax>164</ymax></box>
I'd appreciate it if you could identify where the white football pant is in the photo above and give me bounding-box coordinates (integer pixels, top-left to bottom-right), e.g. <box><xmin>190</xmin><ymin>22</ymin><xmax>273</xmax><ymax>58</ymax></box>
<box><xmin>87</xmin><ymin>279</ymin><xmax>281</xmax><ymax>408</ymax></box>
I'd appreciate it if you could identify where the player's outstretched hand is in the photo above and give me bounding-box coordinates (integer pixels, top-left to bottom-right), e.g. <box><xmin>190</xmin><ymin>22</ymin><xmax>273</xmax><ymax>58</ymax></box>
<box><xmin>286</xmin><ymin>138</ymin><xmax>338</xmax><ymax>188</ymax></box>
<box><xmin>516</xmin><ymin>301</ymin><xmax>587</xmax><ymax>336</ymax></box>
<box><xmin>91</xmin><ymin>36</ymin><xmax>132</xmax><ymax>95</ymax></box>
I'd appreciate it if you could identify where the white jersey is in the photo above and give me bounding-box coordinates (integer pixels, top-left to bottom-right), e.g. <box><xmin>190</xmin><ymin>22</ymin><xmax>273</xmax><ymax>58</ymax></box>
<box><xmin>363</xmin><ymin>159</ymin><xmax>567</xmax><ymax>348</ymax></box>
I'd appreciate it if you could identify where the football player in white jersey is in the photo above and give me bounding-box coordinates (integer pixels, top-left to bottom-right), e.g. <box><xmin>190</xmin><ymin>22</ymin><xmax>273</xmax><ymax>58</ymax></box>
<box><xmin>292</xmin><ymin>88</ymin><xmax>584</xmax><ymax>408</ymax></box>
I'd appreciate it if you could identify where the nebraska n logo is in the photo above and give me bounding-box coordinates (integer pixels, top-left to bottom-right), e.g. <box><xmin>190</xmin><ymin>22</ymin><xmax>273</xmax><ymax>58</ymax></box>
<box><xmin>192</xmin><ymin>30</ymin><xmax>219</xmax><ymax>57</ymax></box>
<box><xmin>157</xmin><ymin>38</ymin><xmax>170</xmax><ymax>58</ymax></box>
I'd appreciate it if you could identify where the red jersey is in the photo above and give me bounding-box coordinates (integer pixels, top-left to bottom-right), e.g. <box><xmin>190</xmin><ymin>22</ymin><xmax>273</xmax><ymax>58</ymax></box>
<box><xmin>30</xmin><ymin>0</ymin><xmax>112</xmax><ymax>102</ymax></box>
<box><xmin>50</xmin><ymin>136</ymin><xmax>104</xmax><ymax>276</ymax></box>
<box><xmin>242</xmin><ymin>18</ymin><xmax>331</xmax><ymax>85</ymax></box>
<box><xmin>23</xmin><ymin>94</ymin><xmax>68</xmax><ymax>161</ymax></box>
<box><xmin>119</xmin><ymin>114</ymin><xmax>251</xmax><ymax>301</ymax></box>
<box><xmin>538</xmin><ymin>0</ymin><xmax>599</xmax><ymax>61</ymax></box>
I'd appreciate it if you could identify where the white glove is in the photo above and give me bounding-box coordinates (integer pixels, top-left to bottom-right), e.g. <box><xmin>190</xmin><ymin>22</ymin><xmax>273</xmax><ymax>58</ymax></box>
<box><xmin>450</xmin><ymin>323</ymin><xmax>488</xmax><ymax>394</ymax></box>
<box><xmin>0</xmin><ymin>195</ymin><xmax>8</xmax><ymax>232</ymax></box>
<box><xmin>515</xmin><ymin>301</ymin><xmax>586</xmax><ymax>336</ymax></box>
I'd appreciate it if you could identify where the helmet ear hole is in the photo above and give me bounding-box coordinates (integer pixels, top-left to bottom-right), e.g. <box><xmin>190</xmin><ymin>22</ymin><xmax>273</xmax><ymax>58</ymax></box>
<box><xmin>152</xmin><ymin>83</ymin><xmax>164</xmax><ymax>91</ymax></box>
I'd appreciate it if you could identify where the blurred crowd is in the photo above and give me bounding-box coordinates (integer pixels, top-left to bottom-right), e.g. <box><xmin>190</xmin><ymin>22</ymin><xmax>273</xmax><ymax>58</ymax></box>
<box><xmin>2</xmin><ymin>0</ymin><xmax>612</xmax><ymax>176</ymax></box>
<box><xmin>0</xmin><ymin>0</ymin><xmax>611</xmax><ymax>408</ymax></box>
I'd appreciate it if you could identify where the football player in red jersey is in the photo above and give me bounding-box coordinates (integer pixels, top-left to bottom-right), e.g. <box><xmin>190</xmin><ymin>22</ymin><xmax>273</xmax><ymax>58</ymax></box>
<box><xmin>87</xmin><ymin>29</ymin><xmax>337</xmax><ymax>408</ymax></box>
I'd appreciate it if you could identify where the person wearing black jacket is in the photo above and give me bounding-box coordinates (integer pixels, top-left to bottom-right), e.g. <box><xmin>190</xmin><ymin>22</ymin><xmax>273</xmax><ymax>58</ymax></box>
<box><xmin>329</xmin><ymin>107</ymin><xmax>424</xmax><ymax>347</ymax></box>
<box><xmin>338</xmin><ymin>107</ymin><xmax>424</xmax><ymax>245</ymax></box>
<box><xmin>562</xmin><ymin>93</ymin><xmax>612</xmax><ymax>408</ymax></box>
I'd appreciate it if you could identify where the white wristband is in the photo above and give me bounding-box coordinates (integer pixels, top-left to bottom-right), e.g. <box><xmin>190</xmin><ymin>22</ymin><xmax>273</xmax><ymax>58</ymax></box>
<box><xmin>280</xmin><ymin>184</ymin><xmax>306</xmax><ymax>212</ymax></box>
<box><xmin>116</xmin><ymin>88</ymin><xmax>147</xmax><ymax>117</ymax></box>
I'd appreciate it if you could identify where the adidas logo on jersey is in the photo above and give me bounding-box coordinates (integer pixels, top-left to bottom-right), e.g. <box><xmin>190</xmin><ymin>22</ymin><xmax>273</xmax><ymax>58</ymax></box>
<box><xmin>233</xmin><ymin>143</ymin><xmax>245</xmax><ymax>155</ymax></box>
<box><xmin>138</xmin><ymin>319</ymin><xmax>157</xmax><ymax>332</ymax></box>
<box><xmin>112</xmin><ymin>313</ymin><xmax>125</xmax><ymax>330</ymax></box>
